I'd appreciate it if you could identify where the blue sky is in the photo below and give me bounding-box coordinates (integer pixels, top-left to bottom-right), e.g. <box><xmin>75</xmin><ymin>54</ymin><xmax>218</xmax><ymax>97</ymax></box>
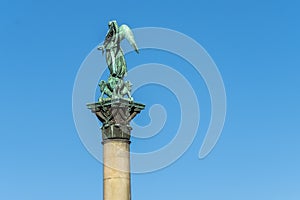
<box><xmin>1</xmin><ymin>0</ymin><xmax>300</xmax><ymax>199</ymax></box>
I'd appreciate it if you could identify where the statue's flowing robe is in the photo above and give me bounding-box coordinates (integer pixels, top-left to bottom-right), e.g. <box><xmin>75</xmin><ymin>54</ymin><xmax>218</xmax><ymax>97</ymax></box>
<box><xmin>102</xmin><ymin>23</ymin><xmax>138</xmax><ymax>79</ymax></box>
<box><xmin>103</xmin><ymin>25</ymin><xmax>127</xmax><ymax>79</ymax></box>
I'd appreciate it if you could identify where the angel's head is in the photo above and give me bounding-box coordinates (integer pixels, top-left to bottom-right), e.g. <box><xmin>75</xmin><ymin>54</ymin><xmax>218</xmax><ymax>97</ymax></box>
<box><xmin>108</xmin><ymin>20</ymin><xmax>118</xmax><ymax>34</ymax></box>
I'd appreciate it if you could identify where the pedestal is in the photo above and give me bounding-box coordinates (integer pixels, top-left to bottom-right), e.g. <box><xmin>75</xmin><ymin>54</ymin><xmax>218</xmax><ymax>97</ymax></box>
<box><xmin>87</xmin><ymin>98</ymin><xmax>145</xmax><ymax>200</ymax></box>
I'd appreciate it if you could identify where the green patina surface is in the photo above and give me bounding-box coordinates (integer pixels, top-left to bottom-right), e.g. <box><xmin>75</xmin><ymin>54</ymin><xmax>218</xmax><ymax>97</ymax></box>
<box><xmin>97</xmin><ymin>20</ymin><xmax>139</xmax><ymax>102</ymax></box>
<box><xmin>87</xmin><ymin>21</ymin><xmax>145</xmax><ymax>141</ymax></box>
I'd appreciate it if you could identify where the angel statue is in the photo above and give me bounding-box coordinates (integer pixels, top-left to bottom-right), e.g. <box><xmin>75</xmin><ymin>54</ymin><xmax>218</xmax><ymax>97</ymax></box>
<box><xmin>97</xmin><ymin>20</ymin><xmax>139</xmax><ymax>101</ymax></box>
<box><xmin>97</xmin><ymin>20</ymin><xmax>139</xmax><ymax>79</ymax></box>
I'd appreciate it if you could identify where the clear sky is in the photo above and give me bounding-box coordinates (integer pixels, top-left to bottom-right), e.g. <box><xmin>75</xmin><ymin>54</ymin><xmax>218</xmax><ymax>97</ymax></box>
<box><xmin>1</xmin><ymin>0</ymin><xmax>300</xmax><ymax>199</ymax></box>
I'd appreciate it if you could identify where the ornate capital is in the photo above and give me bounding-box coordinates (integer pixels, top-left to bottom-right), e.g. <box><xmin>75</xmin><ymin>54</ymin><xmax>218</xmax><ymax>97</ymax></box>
<box><xmin>87</xmin><ymin>98</ymin><xmax>145</xmax><ymax>141</ymax></box>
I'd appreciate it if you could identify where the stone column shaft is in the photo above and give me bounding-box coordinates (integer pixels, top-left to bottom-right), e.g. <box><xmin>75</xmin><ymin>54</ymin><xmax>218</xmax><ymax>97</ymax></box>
<box><xmin>103</xmin><ymin>140</ymin><xmax>131</xmax><ymax>200</ymax></box>
<box><xmin>87</xmin><ymin>99</ymin><xmax>145</xmax><ymax>200</ymax></box>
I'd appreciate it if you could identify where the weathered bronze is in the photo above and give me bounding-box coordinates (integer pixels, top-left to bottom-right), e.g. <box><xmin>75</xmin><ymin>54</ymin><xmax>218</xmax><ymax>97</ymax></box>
<box><xmin>97</xmin><ymin>20</ymin><xmax>139</xmax><ymax>102</ymax></box>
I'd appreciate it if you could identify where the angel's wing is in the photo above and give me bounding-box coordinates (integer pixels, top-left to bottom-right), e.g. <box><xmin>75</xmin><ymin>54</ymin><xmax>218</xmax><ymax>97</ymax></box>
<box><xmin>119</xmin><ymin>24</ymin><xmax>139</xmax><ymax>53</ymax></box>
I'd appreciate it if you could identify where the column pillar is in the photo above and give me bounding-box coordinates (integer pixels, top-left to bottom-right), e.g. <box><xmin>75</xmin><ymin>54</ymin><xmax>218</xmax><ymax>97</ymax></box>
<box><xmin>87</xmin><ymin>99</ymin><xmax>145</xmax><ymax>200</ymax></box>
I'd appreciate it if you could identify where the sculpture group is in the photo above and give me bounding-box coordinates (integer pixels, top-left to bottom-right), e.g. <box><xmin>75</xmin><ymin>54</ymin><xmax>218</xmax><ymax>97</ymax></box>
<box><xmin>97</xmin><ymin>20</ymin><xmax>139</xmax><ymax>101</ymax></box>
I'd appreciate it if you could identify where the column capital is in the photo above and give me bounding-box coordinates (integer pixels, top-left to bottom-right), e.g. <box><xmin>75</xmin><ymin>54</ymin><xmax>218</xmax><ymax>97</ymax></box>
<box><xmin>87</xmin><ymin>98</ymin><xmax>145</xmax><ymax>141</ymax></box>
